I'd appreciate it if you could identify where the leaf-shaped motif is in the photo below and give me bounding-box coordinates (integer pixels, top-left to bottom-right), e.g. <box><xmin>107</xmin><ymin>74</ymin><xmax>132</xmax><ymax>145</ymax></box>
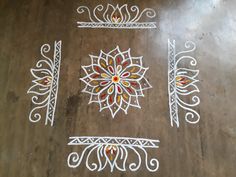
<box><xmin>80</xmin><ymin>46</ymin><xmax>152</xmax><ymax>118</ymax></box>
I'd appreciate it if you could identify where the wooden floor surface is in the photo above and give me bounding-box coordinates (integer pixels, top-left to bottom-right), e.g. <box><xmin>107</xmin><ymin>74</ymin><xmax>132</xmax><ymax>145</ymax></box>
<box><xmin>0</xmin><ymin>0</ymin><xmax>236</xmax><ymax>177</ymax></box>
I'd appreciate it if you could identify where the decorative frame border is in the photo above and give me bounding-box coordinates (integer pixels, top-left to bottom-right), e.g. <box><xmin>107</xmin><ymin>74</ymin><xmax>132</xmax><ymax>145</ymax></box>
<box><xmin>27</xmin><ymin>41</ymin><xmax>62</xmax><ymax>126</ymax></box>
<box><xmin>67</xmin><ymin>136</ymin><xmax>159</xmax><ymax>172</ymax></box>
<box><xmin>168</xmin><ymin>39</ymin><xmax>200</xmax><ymax>127</ymax></box>
<box><xmin>77</xmin><ymin>4</ymin><xmax>157</xmax><ymax>29</ymax></box>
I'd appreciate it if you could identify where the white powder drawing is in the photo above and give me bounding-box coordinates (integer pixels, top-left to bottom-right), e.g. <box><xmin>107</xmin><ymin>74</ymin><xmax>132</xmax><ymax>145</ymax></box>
<box><xmin>27</xmin><ymin>41</ymin><xmax>62</xmax><ymax>126</ymax></box>
<box><xmin>168</xmin><ymin>39</ymin><xmax>200</xmax><ymax>127</ymax></box>
<box><xmin>80</xmin><ymin>46</ymin><xmax>152</xmax><ymax>118</ymax></box>
<box><xmin>76</xmin><ymin>4</ymin><xmax>157</xmax><ymax>29</ymax></box>
<box><xmin>67</xmin><ymin>136</ymin><xmax>160</xmax><ymax>172</ymax></box>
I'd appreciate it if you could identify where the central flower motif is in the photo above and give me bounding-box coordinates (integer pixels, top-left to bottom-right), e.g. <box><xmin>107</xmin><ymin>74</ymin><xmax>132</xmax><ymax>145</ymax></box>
<box><xmin>80</xmin><ymin>46</ymin><xmax>152</xmax><ymax>118</ymax></box>
<box><xmin>112</xmin><ymin>75</ymin><xmax>120</xmax><ymax>83</ymax></box>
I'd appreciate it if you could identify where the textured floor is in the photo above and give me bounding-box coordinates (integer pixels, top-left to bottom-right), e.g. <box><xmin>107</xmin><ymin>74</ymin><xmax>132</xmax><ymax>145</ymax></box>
<box><xmin>0</xmin><ymin>0</ymin><xmax>236</xmax><ymax>177</ymax></box>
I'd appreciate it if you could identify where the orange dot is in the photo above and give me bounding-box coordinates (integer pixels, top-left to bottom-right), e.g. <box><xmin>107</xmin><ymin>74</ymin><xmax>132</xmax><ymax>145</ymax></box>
<box><xmin>112</xmin><ymin>76</ymin><xmax>120</xmax><ymax>83</ymax></box>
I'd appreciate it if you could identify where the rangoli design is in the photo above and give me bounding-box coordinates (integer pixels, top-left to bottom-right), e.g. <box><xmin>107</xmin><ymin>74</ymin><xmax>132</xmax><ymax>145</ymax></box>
<box><xmin>67</xmin><ymin>136</ymin><xmax>160</xmax><ymax>172</ymax></box>
<box><xmin>27</xmin><ymin>41</ymin><xmax>62</xmax><ymax>126</ymax></box>
<box><xmin>77</xmin><ymin>4</ymin><xmax>157</xmax><ymax>29</ymax></box>
<box><xmin>80</xmin><ymin>46</ymin><xmax>152</xmax><ymax>118</ymax></box>
<box><xmin>168</xmin><ymin>39</ymin><xmax>200</xmax><ymax>127</ymax></box>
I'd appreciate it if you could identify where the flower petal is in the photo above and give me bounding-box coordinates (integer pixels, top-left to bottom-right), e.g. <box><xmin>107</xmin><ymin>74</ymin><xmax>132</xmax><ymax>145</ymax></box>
<box><xmin>116</xmin><ymin>65</ymin><xmax>122</xmax><ymax>74</ymax></box>
<box><xmin>89</xmin><ymin>94</ymin><xmax>99</xmax><ymax>104</ymax></box>
<box><xmin>120</xmin><ymin>59</ymin><xmax>131</xmax><ymax>71</ymax></box>
<box><xmin>139</xmin><ymin>77</ymin><xmax>152</xmax><ymax>90</ymax></box>
<box><xmin>131</xmin><ymin>56</ymin><xmax>143</xmax><ymax>66</ymax></box>
<box><xmin>82</xmin><ymin>85</ymin><xmax>95</xmax><ymax>95</ymax></box>
<box><xmin>99</xmin><ymin>58</ymin><xmax>108</xmax><ymax>70</ymax></box>
<box><xmin>121</xmin><ymin>81</ymin><xmax>130</xmax><ymax>87</ymax></box>
<box><xmin>129</xmin><ymin>96</ymin><xmax>141</xmax><ymax>108</ymax></box>
<box><xmin>108</xmin><ymin>84</ymin><xmax>114</xmax><ymax>95</ymax></box>
<box><xmin>176</xmin><ymin>84</ymin><xmax>200</xmax><ymax>95</ymax></box>
<box><xmin>125</xmin><ymin>67</ymin><xmax>149</xmax><ymax>81</ymax></box>
<box><xmin>81</xmin><ymin>65</ymin><xmax>94</xmax><ymax>75</ymax></box>
<box><xmin>27</xmin><ymin>84</ymin><xmax>50</xmax><ymax>95</ymax></box>
<box><xmin>121</xmin><ymin>71</ymin><xmax>130</xmax><ymax>78</ymax></box>
<box><xmin>176</xmin><ymin>68</ymin><xmax>199</xmax><ymax>79</ymax></box>
<box><xmin>107</xmin><ymin>46</ymin><xmax>121</xmax><ymax>57</ymax></box>
<box><xmin>108</xmin><ymin>66</ymin><xmax>115</xmax><ymax>75</ymax></box>
<box><xmin>116</xmin><ymin>84</ymin><xmax>123</xmax><ymax>94</ymax></box>
<box><xmin>89</xmin><ymin>55</ymin><xmax>99</xmax><ymax>65</ymax></box>
<box><xmin>31</xmin><ymin>68</ymin><xmax>52</xmax><ymax>80</ymax></box>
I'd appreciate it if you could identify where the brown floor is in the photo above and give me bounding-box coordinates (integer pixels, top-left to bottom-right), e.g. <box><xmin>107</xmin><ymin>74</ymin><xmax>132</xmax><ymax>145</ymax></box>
<box><xmin>0</xmin><ymin>0</ymin><xmax>236</xmax><ymax>177</ymax></box>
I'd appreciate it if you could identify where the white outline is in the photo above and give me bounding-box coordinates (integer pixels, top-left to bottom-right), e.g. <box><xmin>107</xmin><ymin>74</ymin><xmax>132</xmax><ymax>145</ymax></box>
<box><xmin>168</xmin><ymin>39</ymin><xmax>200</xmax><ymax>127</ymax></box>
<box><xmin>27</xmin><ymin>41</ymin><xmax>62</xmax><ymax>126</ymax></box>
<box><xmin>80</xmin><ymin>46</ymin><xmax>152</xmax><ymax>118</ymax></box>
<box><xmin>67</xmin><ymin>136</ymin><xmax>160</xmax><ymax>172</ymax></box>
<box><xmin>77</xmin><ymin>4</ymin><xmax>157</xmax><ymax>29</ymax></box>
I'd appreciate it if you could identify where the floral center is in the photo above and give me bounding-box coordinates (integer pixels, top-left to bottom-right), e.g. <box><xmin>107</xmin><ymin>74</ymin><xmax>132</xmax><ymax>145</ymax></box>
<box><xmin>176</xmin><ymin>76</ymin><xmax>190</xmax><ymax>86</ymax></box>
<box><xmin>112</xmin><ymin>75</ymin><xmax>120</xmax><ymax>83</ymax></box>
<box><xmin>105</xmin><ymin>145</ymin><xmax>117</xmax><ymax>161</ymax></box>
<box><xmin>40</xmin><ymin>76</ymin><xmax>52</xmax><ymax>86</ymax></box>
<box><xmin>112</xmin><ymin>15</ymin><xmax>121</xmax><ymax>23</ymax></box>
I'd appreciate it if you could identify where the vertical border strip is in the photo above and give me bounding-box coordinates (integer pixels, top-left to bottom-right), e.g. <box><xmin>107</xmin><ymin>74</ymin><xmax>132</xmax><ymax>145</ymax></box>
<box><xmin>27</xmin><ymin>41</ymin><xmax>62</xmax><ymax>126</ymax></box>
<box><xmin>168</xmin><ymin>39</ymin><xmax>200</xmax><ymax>127</ymax></box>
<box><xmin>46</xmin><ymin>41</ymin><xmax>62</xmax><ymax>126</ymax></box>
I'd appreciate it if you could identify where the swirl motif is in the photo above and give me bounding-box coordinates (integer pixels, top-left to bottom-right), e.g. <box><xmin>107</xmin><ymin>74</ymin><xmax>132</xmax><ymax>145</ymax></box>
<box><xmin>27</xmin><ymin>41</ymin><xmax>62</xmax><ymax>126</ymax></box>
<box><xmin>67</xmin><ymin>136</ymin><xmax>160</xmax><ymax>172</ymax></box>
<box><xmin>76</xmin><ymin>4</ymin><xmax>157</xmax><ymax>29</ymax></box>
<box><xmin>168</xmin><ymin>39</ymin><xmax>200</xmax><ymax>127</ymax></box>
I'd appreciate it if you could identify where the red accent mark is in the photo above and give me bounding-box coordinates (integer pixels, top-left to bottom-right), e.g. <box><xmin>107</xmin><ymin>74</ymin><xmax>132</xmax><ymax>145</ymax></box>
<box><xmin>122</xmin><ymin>61</ymin><xmax>129</xmax><ymax>67</ymax></box>
<box><xmin>109</xmin><ymin>96</ymin><xmax>113</xmax><ymax>103</ymax></box>
<box><xmin>127</xmin><ymin>87</ymin><xmax>133</xmax><ymax>93</ymax></box>
<box><xmin>95</xmin><ymin>66</ymin><xmax>100</xmax><ymax>73</ymax></box>
<box><xmin>92</xmin><ymin>74</ymin><xmax>100</xmax><ymax>78</ymax></box>
<box><xmin>43</xmin><ymin>78</ymin><xmax>48</xmax><ymax>85</ymax></box>
<box><xmin>117</xmin><ymin>85</ymin><xmax>122</xmax><ymax>93</ymax></box>
<box><xmin>116</xmin><ymin>57</ymin><xmax>121</xmax><ymax>64</ymax></box>
<box><xmin>122</xmin><ymin>72</ymin><xmax>130</xmax><ymax>77</ymax></box>
<box><xmin>131</xmin><ymin>82</ymin><xmax>138</xmax><ymax>86</ymax></box>
<box><xmin>180</xmin><ymin>77</ymin><xmax>185</xmax><ymax>81</ymax></box>
<box><xmin>101</xmin><ymin>93</ymin><xmax>106</xmax><ymax>99</ymax></box>
<box><xmin>100</xmin><ymin>81</ymin><xmax>108</xmax><ymax>86</ymax></box>
<box><xmin>108</xmin><ymin>66</ymin><xmax>114</xmax><ymax>74</ymax></box>
<box><xmin>113</xmin><ymin>76</ymin><xmax>118</xmax><ymax>82</ymax></box>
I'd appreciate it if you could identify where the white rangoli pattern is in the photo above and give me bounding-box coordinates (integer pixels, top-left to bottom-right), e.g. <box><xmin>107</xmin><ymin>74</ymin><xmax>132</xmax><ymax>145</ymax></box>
<box><xmin>27</xmin><ymin>41</ymin><xmax>62</xmax><ymax>126</ymax></box>
<box><xmin>67</xmin><ymin>136</ymin><xmax>159</xmax><ymax>172</ymax></box>
<box><xmin>77</xmin><ymin>4</ymin><xmax>157</xmax><ymax>29</ymax></box>
<box><xmin>80</xmin><ymin>46</ymin><xmax>152</xmax><ymax>118</ymax></box>
<box><xmin>168</xmin><ymin>39</ymin><xmax>200</xmax><ymax>127</ymax></box>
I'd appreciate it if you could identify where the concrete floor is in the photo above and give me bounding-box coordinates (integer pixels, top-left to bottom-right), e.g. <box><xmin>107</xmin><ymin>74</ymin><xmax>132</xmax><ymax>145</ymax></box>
<box><xmin>0</xmin><ymin>0</ymin><xmax>236</xmax><ymax>177</ymax></box>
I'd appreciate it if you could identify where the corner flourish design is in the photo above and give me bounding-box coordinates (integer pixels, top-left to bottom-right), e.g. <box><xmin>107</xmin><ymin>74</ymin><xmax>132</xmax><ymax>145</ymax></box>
<box><xmin>168</xmin><ymin>39</ymin><xmax>200</xmax><ymax>127</ymax></box>
<box><xmin>67</xmin><ymin>136</ymin><xmax>160</xmax><ymax>172</ymax></box>
<box><xmin>27</xmin><ymin>41</ymin><xmax>62</xmax><ymax>126</ymax></box>
<box><xmin>77</xmin><ymin>4</ymin><xmax>157</xmax><ymax>29</ymax></box>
